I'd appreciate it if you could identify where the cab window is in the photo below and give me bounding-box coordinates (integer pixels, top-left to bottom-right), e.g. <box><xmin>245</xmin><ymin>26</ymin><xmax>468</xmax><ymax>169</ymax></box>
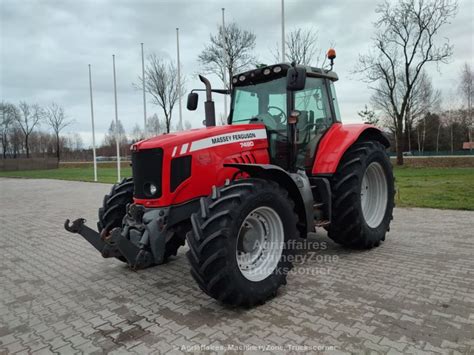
<box><xmin>329</xmin><ymin>81</ymin><xmax>341</xmax><ymax>122</ymax></box>
<box><xmin>294</xmin><ymin>78</ymin><xmax>332</xmax><ymax>169</ymax></box>
<box><xmin>231</xmin><ymin>77</ymin><xmax>289</xmax><ymax>168</ymax></box>
<box><xmin>231</xmin><ymin>77</ymin><xmax>287</xmax><ymax>131</ymax></box>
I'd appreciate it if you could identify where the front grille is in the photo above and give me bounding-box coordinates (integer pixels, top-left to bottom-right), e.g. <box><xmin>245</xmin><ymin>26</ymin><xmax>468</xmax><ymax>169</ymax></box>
<box><xmin>132</xmin><ymin>148</ymin><xmax>163</xmax><ymax>199</ymax></box>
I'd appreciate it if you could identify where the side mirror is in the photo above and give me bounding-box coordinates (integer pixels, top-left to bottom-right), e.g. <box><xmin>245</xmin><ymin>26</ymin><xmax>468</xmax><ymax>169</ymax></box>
<box><xmin>286</xmin><ymin>66</ymin><xmax>306</xmax><ymax>91</ymax></box>
<box><xmin>187</xmin><ymin>92</ymin><xmax>198</xmax><ymax>111</ymax></box>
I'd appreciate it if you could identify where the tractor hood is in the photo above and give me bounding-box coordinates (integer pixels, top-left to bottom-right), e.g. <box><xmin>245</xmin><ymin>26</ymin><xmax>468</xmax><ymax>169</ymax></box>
<box><xmin>132</xmin><ymin>124</ymin><xmax>267</xmax><ymax>152</ymax></box>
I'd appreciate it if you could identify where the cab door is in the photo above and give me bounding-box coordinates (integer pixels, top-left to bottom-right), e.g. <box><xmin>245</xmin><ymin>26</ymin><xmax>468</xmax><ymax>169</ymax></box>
<box><xmin>293</xmin><ymin>77</ymin><xmax>334</xmax><ymax>170</ymax></box>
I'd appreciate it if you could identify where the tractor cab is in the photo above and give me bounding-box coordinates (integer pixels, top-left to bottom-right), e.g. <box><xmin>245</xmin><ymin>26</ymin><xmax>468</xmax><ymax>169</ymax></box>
<box><xmin>228</xmin><ymin>63</ymin><xmax>341</xmax><ymax>172</ymax></box>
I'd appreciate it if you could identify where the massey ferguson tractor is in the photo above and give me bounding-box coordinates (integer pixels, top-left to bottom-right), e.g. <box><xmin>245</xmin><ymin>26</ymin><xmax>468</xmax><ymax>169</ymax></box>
<box><xmin>65</xmin><ymin>51</ymin><xmax>394</xmax><ymax>307</ymax></box>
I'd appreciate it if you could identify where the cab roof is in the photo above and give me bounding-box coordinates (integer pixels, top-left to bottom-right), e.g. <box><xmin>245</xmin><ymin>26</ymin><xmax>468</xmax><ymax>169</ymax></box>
<box><xmin>232</xmin><ymin>63</ymin><xmax>338</xmax><ymax>87</ymax></box>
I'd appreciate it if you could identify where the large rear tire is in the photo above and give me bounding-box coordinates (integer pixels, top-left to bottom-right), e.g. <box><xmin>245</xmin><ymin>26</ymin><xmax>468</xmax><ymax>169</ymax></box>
<box><xmin>186</xmin><ymin>178</ymin><xmax>299</xmax><ymax>307</ymax></box>
<box><xmin>97</xmin><ymin>178</ymin><xmax>185</xmax><ymax>262</ymax></box>
<box><xmin>328</xmin><ymin>141</ymin><xmax>394</xmax><ymax>248</ymax></box>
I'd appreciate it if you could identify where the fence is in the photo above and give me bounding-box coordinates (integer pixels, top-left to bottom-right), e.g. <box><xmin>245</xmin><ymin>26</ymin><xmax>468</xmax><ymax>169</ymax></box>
<box><xmin>0</xmin><ymin>158</ymin><xmax>59</xmax><ymax>172</ymax></box>
<box><xmin>389</xmin><ymin>150</ymin><xmax>474</xmax><ymax>157</ymax></box>
<box><xmin>390</xmin><ymin>156</ymin><xmax>474</xmax><ymax>168</ymax></box>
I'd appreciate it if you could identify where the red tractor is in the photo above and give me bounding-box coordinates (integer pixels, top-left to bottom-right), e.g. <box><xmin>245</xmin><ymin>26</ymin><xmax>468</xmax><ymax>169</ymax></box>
<box><xmin>65</xmin><ymin>53</ymin><xmax>394</xmax><ymax>307</ymax></box>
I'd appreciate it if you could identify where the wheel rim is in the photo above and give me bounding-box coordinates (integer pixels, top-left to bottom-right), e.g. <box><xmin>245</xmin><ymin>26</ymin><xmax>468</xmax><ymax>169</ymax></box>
<box><xmin>360</xmin><ymin>162</ymin><xmax>388</xmax><ymax>228</ymax></box>
<box><xmin>236</xmin><ymin>206</ymin><xmax>284</xmax><ymax>282</ymax></box>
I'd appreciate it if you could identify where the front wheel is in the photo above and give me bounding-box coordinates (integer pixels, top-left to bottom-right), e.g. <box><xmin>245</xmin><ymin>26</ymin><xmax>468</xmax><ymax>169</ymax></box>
<box><xmin>186</xmin><ymin>178</ymin><xmax>299</xmax><ymax>307</ymax></box>
<box><xmin>97</xmin><ymin>178</ymin><xmax>186</xmax><ymax>263</ymax></box>
<box><xmin>328</xmin><ymin>141</ymin><xmax>394</xmax><ymax>248</ymax></box>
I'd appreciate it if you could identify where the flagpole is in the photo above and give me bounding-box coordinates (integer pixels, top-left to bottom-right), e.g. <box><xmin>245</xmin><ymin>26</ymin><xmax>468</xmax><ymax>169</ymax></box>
<box><xmin>222</xmin><ymin>8</ymin><xmax>228</xmax><ymax>120</ymax></box>
<box><xmin>112</xmin><ymin>54</ymin><xmax>121</xmax><ymax>182</ymax></box>
<box><xmin>176</xmin><ymin>28</ymin><xmax>183</xmax><ymax>131</ymax></box>
<box><xmin>141</xmin><ymin>43</ymin><xmax>147</xmax><ymax>133</ymax></box>
<box><xmin>281</xmin><ymin>0</ymin><xmax>285</xmax><ymax>62</ymax></box>
<box><xmin>88</xmin><ymin>64</ymin><xmax>97</xmax><ymax>182</ymax></box>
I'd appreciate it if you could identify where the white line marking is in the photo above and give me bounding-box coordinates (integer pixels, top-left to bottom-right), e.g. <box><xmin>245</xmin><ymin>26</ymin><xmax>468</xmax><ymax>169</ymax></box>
<box><xmin>180</xmin><ymin>143</ymin><xmax>189</xmax><ymax>155</ymax></box>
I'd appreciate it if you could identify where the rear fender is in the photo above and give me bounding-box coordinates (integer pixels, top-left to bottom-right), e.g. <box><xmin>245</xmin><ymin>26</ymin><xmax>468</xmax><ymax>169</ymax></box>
<box><xmin>224</xmin><ymin>163</ymin><xmax>313</xmax><ymax>236</ymax></box>
<box><xmin>313</xmin><ymin>123</ymin><xmax>390</xmax><ymax>174</ymax></box>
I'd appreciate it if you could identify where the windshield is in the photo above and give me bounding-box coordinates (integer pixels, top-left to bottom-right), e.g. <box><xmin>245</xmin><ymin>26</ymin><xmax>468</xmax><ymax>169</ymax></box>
<box><xmin>230</xmin><ymin>77</ymin><xmax>289</xmax><ymax>168</ymax></box>
<box><xmin>230</xmin><ymin>77</ymin><xmax>287</xmax><ymax>131</ymax></box>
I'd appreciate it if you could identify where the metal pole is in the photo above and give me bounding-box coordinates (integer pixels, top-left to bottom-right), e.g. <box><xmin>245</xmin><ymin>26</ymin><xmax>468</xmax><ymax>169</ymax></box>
<box><xmin>222</xmin><ymin>8</ymin><xmax>228</xmax><ymax>120</ymax></box>
<box><xmin>281</xmin><ymin>0</ymin><xmax>285</xmax><ymax>62</ymax></box>
<box><xmin>176</xmin><ymin>28</ymin><xmax>183</xmax><ymax>131</ymax></box>
<box><xmin>141</xmin><ymin>43</ymin><xmax>147</xmax><ymax>133</ymax></box>
<box><xmin>112</xmin><ymin>54</ymin><xmax>121</xmax><ymax>182</ymax></box>
<box><xmin>88</xmin><ymin>64</ymin><xmax>97</xmax><ymax>182</ymax></box>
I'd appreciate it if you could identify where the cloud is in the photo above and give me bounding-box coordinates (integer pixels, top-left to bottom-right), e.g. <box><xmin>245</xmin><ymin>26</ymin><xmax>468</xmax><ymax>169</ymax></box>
<box><xmin>1</xmin><ymin>0</ymin><xmax>472</xmax><ymax>147</ymax></box>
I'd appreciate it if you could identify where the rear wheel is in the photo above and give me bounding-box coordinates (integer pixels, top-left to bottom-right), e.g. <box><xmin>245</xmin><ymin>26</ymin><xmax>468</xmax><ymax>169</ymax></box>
<box><xmin>186</xmin><ymin>178</ymin><xmax>298</xmax><ymax>307</ymax></box>
<box><xmin>328</xmin><ymin>141</ymin><xmax>394</xmax><ymax>248</ymax></box>
<box><xmin>97</xmin><ymin>178</ymin><xmax>185</xmax><ymax>262</ymax></box>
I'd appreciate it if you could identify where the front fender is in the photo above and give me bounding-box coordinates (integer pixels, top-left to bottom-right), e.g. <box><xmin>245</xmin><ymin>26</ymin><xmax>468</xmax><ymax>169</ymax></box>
<box><xmin>312</xmin><ymin>123</ymin><xmax>390</xmax><ymax>174</ymax></box>
<box><xmin>224</xmin><ymin>163</ymin><xmax>313</xmax><ymax>236</ymax></box>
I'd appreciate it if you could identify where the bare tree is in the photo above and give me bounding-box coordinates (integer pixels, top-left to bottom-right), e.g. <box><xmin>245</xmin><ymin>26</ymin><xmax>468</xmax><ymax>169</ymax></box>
<box><xmin>45</xmin><ymin>103</ymin><xmax>73</xmax><ymax>161</ymax></box>
<box><xmin>273</xmin><ymin>28</ymin><xmax>322</xmax><ymax>66</ymax></box>
<box><xmin>146</xmin><ymin>113</ymin><xmax>164</xmax><ymax>136</ymax></box>
<box><xmin>408</xmin><ymin>72</ymin><xmax>441</xmax><ymax>152</ymax></box>
<box><xmin>130</xmin><ymin>123</ymin><xmax>144</xmax><ymax>142</ymax></box>
<box><xmin>358</xmin><ymin>105</ymin><xmax>380</xmax><ymax>126</ymax></box>
<box><xmin>70</xmin><ymin>133</ymin><xmax>83</xmax><ymax>151</ymax></box>
<box><xmin>10</xmin><ymin>126</ymin><xmax>23</xmax><ymax>158</ymax></box>
<box><xmin>198</xmin><ymin>23</ymin><xmax>256</xmax><ymax>88</ymax></box>
<box><xmin>138</xmin><ymin>54</ymin><xmax>184</xmax><ymax>133</ymax></box>
<box><xmin>0</xmin><ymin>102</ymin><xmax>19</xmax><ymax>158</ymax></box>
<box><xmin>442</xmin><ymin>93</ymin><xmax>460</xmax><ymax>153</ymax></box>
<box><xmin>16</xmin><ymin>102</ymin><xmax>43</xmax><ymax>158</ymax></box>
<box><xmin>357</xmin><ymin>0</ymin><xmax>457</xmax><ymax>165</ymax></box>
<box><xmin>218</xmin><ymin>113</ymin><xmax>227</xmax><ymax>126</ymax></box>
<box><xmin>104</xmin><ymin>120</ymin><xmax>127</xmax><ymax>147</ymax></box>
<box><xmin>458</xmin><ymin>62</ymin><xmax>473</xmax><ymax>149</ymax></box>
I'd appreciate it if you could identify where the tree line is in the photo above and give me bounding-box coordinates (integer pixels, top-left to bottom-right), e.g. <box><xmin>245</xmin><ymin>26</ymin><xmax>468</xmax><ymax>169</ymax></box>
<box><xmin>0</xmin><ymin>100</ymin><xmax>193</xmax><ymax>161</ymax></box>
<box><xmin>99</xmin><ymin>115</ymin><xmax>191</xmax><ymax>158</ymax></box>
<box><xmin>0</xmin><ymin>102</ymin><xmax>74</xmax><ymax>160</ymax></box>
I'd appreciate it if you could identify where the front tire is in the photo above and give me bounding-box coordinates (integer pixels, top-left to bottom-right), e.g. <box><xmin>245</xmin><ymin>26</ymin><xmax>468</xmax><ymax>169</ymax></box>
<box><xmin>328</xmin><ymin>141</ymin><xmax>394</xmax><ymax>248</ymax></box>
<box><xmin>186</xmin><ymin>178</ymin><xmax>299</xmax><ymax>307</ymax></box>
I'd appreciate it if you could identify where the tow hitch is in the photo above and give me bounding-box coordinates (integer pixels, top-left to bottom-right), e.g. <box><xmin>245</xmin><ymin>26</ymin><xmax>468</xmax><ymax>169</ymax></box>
<box><xmin>64</xmin><ymin>218</ymin><xmax>154</xmax><ymax>270</ymax></box>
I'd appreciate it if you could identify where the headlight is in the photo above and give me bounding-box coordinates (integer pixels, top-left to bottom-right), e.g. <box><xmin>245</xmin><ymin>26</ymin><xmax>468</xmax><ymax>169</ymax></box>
<box><xmin>263</xmin><ymin>68</ymin><xmax>271</xmax><ymax>75</ymax></box>
<box><xmin>273</xmin><ymin>66</ymin><xmax>282</xmax><ymax>73</ymax></box>
<box><xmin>144</xmin><ymin>182</ymin><xmax>158</xmax><ymax>197</ymax></box>
<box><xmin>239</xmin><ymin>75</ymin><xmax>246</xmax><ymax>82</ymax></box>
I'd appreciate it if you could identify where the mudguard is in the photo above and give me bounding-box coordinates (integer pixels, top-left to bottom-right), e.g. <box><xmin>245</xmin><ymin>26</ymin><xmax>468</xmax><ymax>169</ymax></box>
<box><xmin>224</xmin><ymin>163</ymin><xmax>313</xmax><ymax>236</ymax></box>
<box><xmin>312</xmin><ymin>123</ymin><xmax>390</xmax><ymax>175</ymax></box>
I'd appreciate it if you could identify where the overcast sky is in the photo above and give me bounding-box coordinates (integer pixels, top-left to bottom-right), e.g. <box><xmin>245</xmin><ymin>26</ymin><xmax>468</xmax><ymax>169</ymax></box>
<box><xmin>1</xmin><ymin>0</ymin><xmax>472</xmax><ymax>147</ymax></box>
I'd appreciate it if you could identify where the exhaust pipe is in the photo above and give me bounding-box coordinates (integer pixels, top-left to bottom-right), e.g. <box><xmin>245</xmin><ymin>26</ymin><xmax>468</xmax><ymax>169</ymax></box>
<box><xmin>199</xmin><ymin>75</ymin><xmax>216</xmax><ymax>127</ymax></box>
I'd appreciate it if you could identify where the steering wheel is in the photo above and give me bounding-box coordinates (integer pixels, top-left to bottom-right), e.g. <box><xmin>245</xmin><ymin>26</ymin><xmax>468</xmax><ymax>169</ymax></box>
<box><xmin>268</xmin><ymin>106</ymin><xmax>287</xmax><ymax>125</ymax></box>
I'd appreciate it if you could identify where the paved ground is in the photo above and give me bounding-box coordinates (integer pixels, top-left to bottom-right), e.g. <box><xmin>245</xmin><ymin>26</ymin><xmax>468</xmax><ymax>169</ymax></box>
<box><xmin>1</xmin><ymin>178</ymin><xmax>473</xmax><ymax>354</ymax></box>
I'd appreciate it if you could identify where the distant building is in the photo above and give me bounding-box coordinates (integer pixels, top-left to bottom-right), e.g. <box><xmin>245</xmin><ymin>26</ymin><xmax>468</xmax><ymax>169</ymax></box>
<box><xmin>462</xmin><ymin>142</ymin><xmax>474</xmax><ymax>150</ymax></box>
